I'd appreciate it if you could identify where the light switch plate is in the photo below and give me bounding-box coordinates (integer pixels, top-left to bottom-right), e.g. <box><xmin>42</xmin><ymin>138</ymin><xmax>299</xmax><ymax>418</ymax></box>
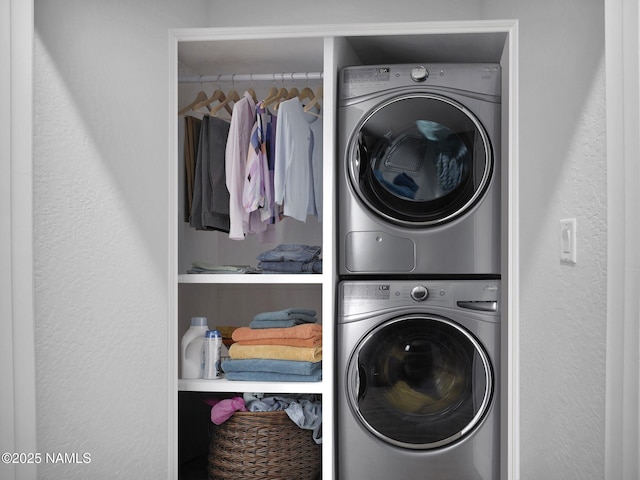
<box><xmin>560</xmin><ymin>218</ymin><xmax>577</xmax><ymax>264</ymax></box>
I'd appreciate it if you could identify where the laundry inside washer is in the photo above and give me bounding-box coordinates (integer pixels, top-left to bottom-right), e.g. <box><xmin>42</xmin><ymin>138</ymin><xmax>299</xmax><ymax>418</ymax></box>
<box><xmin>355</xmin><ymin>316</ymin><xmax>490</xmax><ymax>446</ymax></box>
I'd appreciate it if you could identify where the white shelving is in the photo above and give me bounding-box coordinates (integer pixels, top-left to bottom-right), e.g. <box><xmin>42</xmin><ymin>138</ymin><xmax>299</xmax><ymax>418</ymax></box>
<box><xmin>172</xmin><ymin>26</ymin><xmax>334</xmax><ymax>480</ymax></box>
<box><xmin>178</xmin><ymin>378</ymin><xmax>323</xmax><ymax>394</ymax></box>
<box><xmin>178</xmin><ymin>274</ymin><xmax>323</xmax><ymax>284</ymax></box>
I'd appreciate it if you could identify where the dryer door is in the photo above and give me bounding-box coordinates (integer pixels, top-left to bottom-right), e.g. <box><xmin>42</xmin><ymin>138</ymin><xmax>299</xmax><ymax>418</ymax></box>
<box><xmin>348</xmin><ymin>94</ymin><xmax>493</xmax><ymax>227</ymax></box>
<box><xmin>347</xmin><ymin>314</ymin><xmax>493</xmax><ymax>449</ymax></box>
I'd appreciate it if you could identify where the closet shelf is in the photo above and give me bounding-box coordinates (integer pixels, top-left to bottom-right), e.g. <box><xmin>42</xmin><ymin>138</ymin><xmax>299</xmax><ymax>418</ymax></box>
<box><xmin>178</xmin><ymin>71</ymin><xmax>323</xmax><ymax>84</ymax></box>
<box><xmin>178</xmin><ymin>378</ymin><xmax>323</xmax><ymax>394</ymax></box>
<box><xmin>178</xmin><ymin>273</ymin><xmax>324</xmax><ymax>284</ymax></box>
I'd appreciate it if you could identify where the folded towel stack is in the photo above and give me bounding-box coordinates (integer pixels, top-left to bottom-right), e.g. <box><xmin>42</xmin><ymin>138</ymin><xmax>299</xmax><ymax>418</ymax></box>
<box><xmin>223</xmin><ymin>309</ymin><xmax>322</xmax><ymax>382</ymax></box>
<box><xmin>257</xmin><ymin>244</ymin><xmax>322</xmax><ymax>274</ymax></box>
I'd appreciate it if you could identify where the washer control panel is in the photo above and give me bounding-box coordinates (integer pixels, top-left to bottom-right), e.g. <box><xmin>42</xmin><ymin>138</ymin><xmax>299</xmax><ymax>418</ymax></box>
<box><xmin>339</xmin><ymin>280</ymin><xmax>500</xmax><ymax>318</ymax></box>
<box><xmin>341</xmin><ymin>282</ymin><xmax>450</xmax><ymax>313</ymax></box>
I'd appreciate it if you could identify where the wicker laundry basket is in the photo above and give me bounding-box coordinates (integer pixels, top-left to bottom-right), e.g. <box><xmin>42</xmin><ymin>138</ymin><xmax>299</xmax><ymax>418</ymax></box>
<box><xmin>208</xmin><ymin>410</ymin><xmax>321</xmax><ymax>480</ymax></box>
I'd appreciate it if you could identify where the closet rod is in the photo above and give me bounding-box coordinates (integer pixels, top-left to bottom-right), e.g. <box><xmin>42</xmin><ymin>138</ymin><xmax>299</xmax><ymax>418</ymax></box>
<box><xmin>178</xmin><ymin>71</ymin><xmax>323</xmax><ymax>84</ymax></box>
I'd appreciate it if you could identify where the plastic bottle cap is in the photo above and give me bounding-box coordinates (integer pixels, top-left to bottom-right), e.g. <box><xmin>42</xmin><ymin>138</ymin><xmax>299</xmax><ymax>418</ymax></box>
<box><xmin>190</xmin><ymin>317</ymin><xmax>208</xmax><ymax>327</ymax></box>
<box><xmin>206</xmin><ymin>330</ymin><xmax>221</xmax><ymax>338</ymax></box>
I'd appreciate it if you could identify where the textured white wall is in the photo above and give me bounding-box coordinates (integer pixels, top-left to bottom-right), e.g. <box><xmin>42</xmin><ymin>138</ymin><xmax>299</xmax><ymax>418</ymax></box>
<box><xmin>479</xmin><ymin>2</ymin><xmax>607</xmax><ymax>479</ymax></box>
<box><xmin>32</xmin><ymin>1</ymin><xmax>606</xmax><ymax>479</ymax></box>
<box><xmin>33</xmin><ymin>1</ymin><xmax>210</xmax><ymax>479</ymax></box>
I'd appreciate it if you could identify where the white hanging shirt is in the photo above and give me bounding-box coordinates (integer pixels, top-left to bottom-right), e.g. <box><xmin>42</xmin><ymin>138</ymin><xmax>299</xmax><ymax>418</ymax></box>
<box><xmin>274</xmin><ymin>98</ymin><xmax>322</xmax><ymax>222</ymax></box>
<box><xmin>225</xmin><ymin>92</ymin><xmax>256</xmax><ymax>240</ymax></box>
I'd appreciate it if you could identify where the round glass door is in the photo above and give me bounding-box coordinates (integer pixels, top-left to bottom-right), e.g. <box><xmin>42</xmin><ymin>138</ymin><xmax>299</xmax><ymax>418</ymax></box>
<box><xmin>347</xmin><ymin>94</ymin><xmax>493</xmax><ymax>227</ymax></box>
<box><xmin>347</xmin><ymin>315</ymin><xmax>493</xmax><ymax>449</ymax></box>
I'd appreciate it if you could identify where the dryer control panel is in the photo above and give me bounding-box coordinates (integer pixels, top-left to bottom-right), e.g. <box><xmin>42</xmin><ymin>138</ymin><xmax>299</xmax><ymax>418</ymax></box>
<box><xmin>340</xmin><ymin>63</ymin><xmax>501</xmax><ymax>101</ymax></box>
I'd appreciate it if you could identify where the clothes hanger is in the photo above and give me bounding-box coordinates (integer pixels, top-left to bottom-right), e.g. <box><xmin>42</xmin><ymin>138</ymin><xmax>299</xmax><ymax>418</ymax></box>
<box><xmin>178</xmin><ymin>90</ymin><xmax>210</xmax><ymax>116</ymax></box>
<box><xmin>299</xmin><ymin>86</ymin><xmax>315</xmax><ymax>102</ymax></box>
<box><xmin>270</xmin><ymin>75</ymin><xmax>298</xmax><ymax>109</ymax></box>
<box><xmin>286</xmin><ymin>74</ymin><xmax>300</xmax><ymax>100</ymax></box>
<box><xmin>298</xmin><ymin>73</ymin><xmax>315</xmax><ymax>102</ymax></box>
<box><xmin>272</xmin><ymin>88</ymin><xmax>291</xmax><ymax>110</ymax></box>
<box><xmin>210</xmin><ymin>75</ymin><xmax>240</xmax><ymax>116</ymax></box>
<box><xmin>304</xmin><ymin>104</ymin><xmax>322</xmax><ymax>118</ymax></box>
<box><xmin>193</xmin><ymin>88</ymin><xmax>228</xmax><ymax>112</ymax></box>
<box><xmin>247</xmin><ymin>74</ymin><xmax>258</xmax><ymax>103</ymax></box>
<box><xmin>280</xmin><ymin>74</ymin><xmax>300</xmax><ymax>101</ymax></box>
<box><xmin>262</xmin><ymin>74</ymin><xmax>279</xmax><ymax>102</ymax></box>
<box><xmin>186</xmin><ymin>75</ymin><xmax>233</xmax><ymax>115</ymax></box>
<box><xmin>262</xmin><ymin>82</ymin><xmax>289</xmax><ymax>109</ymax></box>
<box><xmin>263</xmin><ymin>85</ymin><xmax>278</xmax><ymax>102</ymax></box>
<box><xmin>303</xmin><ymin>86</ymin><xmax>323</xmax><ymax>113</ymax></box>
<box><xmin>287</xmin><ymin>87</ymin><xmax>300</xmax><ymax>99</ymax></box>
<box><xmin>211</xmin><ymin>88</ymin><xmax>240</xmax><ymax>116</ymax></box>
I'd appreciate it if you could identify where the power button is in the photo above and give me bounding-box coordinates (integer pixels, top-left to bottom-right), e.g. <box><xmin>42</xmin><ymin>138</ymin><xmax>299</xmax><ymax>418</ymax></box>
<box><xmin>410</xmin><ymin>285</ymin><xmax>429</xmax><ymax>301</ymax></box>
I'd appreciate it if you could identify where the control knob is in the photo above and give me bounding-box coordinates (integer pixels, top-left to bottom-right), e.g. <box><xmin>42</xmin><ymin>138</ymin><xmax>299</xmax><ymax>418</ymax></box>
<box><xmin>410</xmin><ymin>66</ymin><xmax>429</xmax><ymax>82</ymax></box>
<box><xmin>410</xmin><ymin>285</ymin><xmax>429</xmax><ymax>301</ymax></box>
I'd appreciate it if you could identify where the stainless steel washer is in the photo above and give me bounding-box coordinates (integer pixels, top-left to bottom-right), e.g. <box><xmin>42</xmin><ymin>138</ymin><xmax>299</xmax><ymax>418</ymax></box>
<box><xmin>338</xmin><ymin>64</ymin><xmax>501</xmax><ymax>276</ymax></box>
<box><xmin>337</xmin><ymin>279</ymin><xmax>501</xmax><ymax>479</ymax></box>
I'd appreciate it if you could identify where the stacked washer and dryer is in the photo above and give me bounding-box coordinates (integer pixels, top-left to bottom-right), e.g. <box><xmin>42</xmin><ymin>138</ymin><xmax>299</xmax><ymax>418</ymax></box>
<box><xmin>336</xmin><ymin>64</ymin><xmax>502</xmax><ymax>479</ymax></box>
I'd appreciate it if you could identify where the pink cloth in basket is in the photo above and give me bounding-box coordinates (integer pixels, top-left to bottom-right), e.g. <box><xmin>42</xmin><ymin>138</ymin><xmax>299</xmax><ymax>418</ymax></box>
<box><xmin>210</xmin><ymin>397</ymin><xmax>247</xmax><ymax>425</ymax></box>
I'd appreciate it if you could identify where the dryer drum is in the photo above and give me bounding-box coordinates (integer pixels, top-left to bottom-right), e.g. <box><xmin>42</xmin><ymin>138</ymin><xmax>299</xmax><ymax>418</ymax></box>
<box><xmin>362</xmin><ymin>131</ymin><xmax>476</xmax><ymax>223</ymax></box>
<box><xmin>347</xmin><ymin>315</ymin><xmax>493</xmax><ymax>450</ymax></box>
<box><xmin>348</xmin><ymin>93</ymin><xmax>493</xmax><ymax>227</ymax></box>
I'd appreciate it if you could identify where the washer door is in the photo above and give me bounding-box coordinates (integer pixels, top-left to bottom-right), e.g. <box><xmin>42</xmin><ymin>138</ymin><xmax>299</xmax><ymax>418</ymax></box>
<box><xmin>347</xmin><ymin>315</ymin><xmax>493</xmax><ymax>449</ymax></box>
<box><xmin>348</xmin><ymin>93</ymin><xmax>492</xmax><ymax>227</ymax></box>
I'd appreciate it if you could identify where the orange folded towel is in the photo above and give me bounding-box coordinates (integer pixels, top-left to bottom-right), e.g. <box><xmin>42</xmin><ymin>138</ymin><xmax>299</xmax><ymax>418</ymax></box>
<box><xmin>235</xmin><ymin>337</ymin><xmax>321</xmax><ymax>347</ymax></box>
<box><xmin>232</xmin><ymin>324</ymin><xmax>322</xmax><ymax>341</ymax></box>
<box><xmin>228</xmin><ymin>343</ymin><xmax>323</xmax><ymax>362</ymax></box>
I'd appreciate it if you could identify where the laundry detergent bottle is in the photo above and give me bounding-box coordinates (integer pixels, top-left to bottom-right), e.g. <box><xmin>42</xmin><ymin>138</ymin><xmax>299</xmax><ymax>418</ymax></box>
<box><xmin>181</xmin><ymin>316</ymin><xmax>209</xmax><ymax>379</ymax></box>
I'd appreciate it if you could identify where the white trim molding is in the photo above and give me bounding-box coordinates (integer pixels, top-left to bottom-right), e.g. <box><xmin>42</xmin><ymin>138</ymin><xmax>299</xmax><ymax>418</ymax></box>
<box><xmin>605</xmin><ymin>0</ymin><xmax>640</xmax><ymax>478</ymax></box>
<box><xmin>503</xmin><ymin>21</ymin><xmax>520</xmax><ymax>480</ymax></box>
<box><xmin>0</xmin><ymin>0</ymin><xmax>38</xmax><ymax>480</ymax></box>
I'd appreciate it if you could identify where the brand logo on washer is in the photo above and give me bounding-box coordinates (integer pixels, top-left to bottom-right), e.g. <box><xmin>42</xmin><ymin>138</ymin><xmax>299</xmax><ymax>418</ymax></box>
<box><xmin>379</xmin><ymin>68</ymin><xmax>390</xmax><ymax>73</ymax></box>
<box><xmin>484</xmin><ymin>285</ymin><xmax>498</xmax><ymax>291</ymax></box>
<box><xmin>378</xmin><ymin>285</ymin><xmax>390</xmax><ymax>291</ymax></box>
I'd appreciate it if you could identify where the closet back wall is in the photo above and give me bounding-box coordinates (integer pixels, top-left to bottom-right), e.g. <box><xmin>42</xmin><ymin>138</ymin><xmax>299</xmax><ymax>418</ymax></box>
<box><xmin>32</xmin><ymin>1</ymin><xmax>605</xmax><ymax>480</ymax></box>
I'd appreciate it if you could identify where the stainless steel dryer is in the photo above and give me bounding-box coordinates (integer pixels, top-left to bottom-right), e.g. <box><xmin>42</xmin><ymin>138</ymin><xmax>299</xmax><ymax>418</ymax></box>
<box><xmin>338</xmin><ymin>64</ymin><xmax>501</xmax><ymax>276</ymax></box>
<box><xmin>337</xmin><ymin>280</ymin><xmax>501</xmax><ymax>480</ymax></box>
